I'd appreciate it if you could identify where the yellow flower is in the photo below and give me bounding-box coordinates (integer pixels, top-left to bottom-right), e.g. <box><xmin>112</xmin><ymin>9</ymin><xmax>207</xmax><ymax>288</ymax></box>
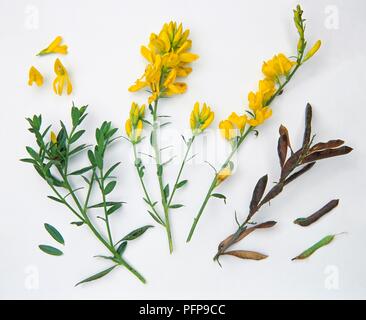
<box><xmin>53</xmin><ymin>58</ymin><xmax>72</xmax><ymax>95</ymax></box>
<box><xmin>219</xmin><ymin>120</ymin><xmax>236</xmax><ymax>140</ymax></box>
<box><xmin>303</xmin><ymin>40</ymin><xmax>321</xmax><ymax>62</ymax></box>
<box><xmin>228</xmin><ymin>112</ymin><xmax>247</xmax><ymax>133</ymax></box>
<box><xmin>129</xmin><ymin>22</ymin><xmax>198</xmax><ymax>103</ymax></box>
<box><xmin>190</xmin><ymin>102</ymin><xmax>214</xmax><ymax>134</ymax></box>
<box><xmin>125</xmin><ymin>102</ymin><xmax>145</xmax><ymax>143</ymax></box>
<box><xmin>248</xmin><ymin>79</ymin><xmax>276</xmax><ymax>112</ymax></box>
<box><xmin>248</xmin><ymin>107</ymin><xmax>272</xmax><ymax>127</ymax></box>
<box><xmin>216</xmin><ymin>166</ymin><xmax>232</xmax><ymax>186</ymax></box>
<box><xmin>262</xmin><ymin>53</ymin><xmax>295</xmax><ymax>79</ymax></box>
<box><xmin>28</xmin><ymin>66</ymin><xmax>43</xmax><ymax>87</ymax></box>
<box><xmin>37</xmin><ymin>36</ymin><xmax>68</xmax><ymax>56</ymax></box>
<box><xmin>50</xmin><ymin>131</ymin><xmax>57</xmax><ymax>144</ymax></box>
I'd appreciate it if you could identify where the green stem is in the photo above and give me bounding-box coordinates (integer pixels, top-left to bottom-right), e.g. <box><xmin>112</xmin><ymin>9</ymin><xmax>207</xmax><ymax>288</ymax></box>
<box><xmin>186</xmin><ymin>58</ymin><xmax>304</xmax><ymax>243</ymax></box>
<box><xmin>151</xmin><ymin>99</ymin><xmax>173</xmax><ymax>253</ymax></box>
<box><xmin>168</xmin><ymin>135</ymin><xmax>195</xmax><ymax>207</ymax></box>
<box><xmin>132</xmin><ymin>143</ymin><xmax>165</xmax><ymax>226</ymax></box>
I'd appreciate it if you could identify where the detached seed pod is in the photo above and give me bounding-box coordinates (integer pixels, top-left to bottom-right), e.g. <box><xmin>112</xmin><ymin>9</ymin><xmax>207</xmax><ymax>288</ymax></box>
<box><xmin>294</xmin><ymin>199</ymin><xmax>339</xmax><ymax>227</ymax></box>
<box><xmin>224</xmin><ymin>250</ymin><xmax>268</xmax><ymax>260</ymax></box>
<box><xmin>292</xmin><ymin>234</ymin><xmax>338</xmax><ymax>260</ymax></box>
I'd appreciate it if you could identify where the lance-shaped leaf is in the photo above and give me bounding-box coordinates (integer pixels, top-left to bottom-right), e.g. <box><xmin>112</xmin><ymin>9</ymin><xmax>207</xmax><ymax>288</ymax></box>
<box><xmin>302</xmin><ymin>103</ymin><xmax>312</xmax><ymax>147</ymax></box>
<box><xmin>301</xmin><ymin>146</ymin><xmax>353</xmax><ymax>164</ymax></box>
<box><xmin>44</xmin><ymin>223</ymin><xmax>65</xmax><ymax>245</ymax></box>
<box><xmin>223</xmin><ymin>250</ymin><xmax>268</xmax><ymax>260</ymax></box>
<box><xmin>278</xmin><ymin>125</ymin><xmax>290</xmax><ymax>167</ymax></box>
<box><xmin>248</xmin><ymin>175</ymin><xmax>268</xmax><ymax>219</ymax></box>
<box><xmin>39</xmin><ymin>245</ymin><xmax>63</xmax><ymax>256</ymax></box>
<box><xmin>294</xmin><ymin>199</ymin><xmax>339</xmax><ymax>227</ymax></box>
<box><xmin>75</xmin><ymin>265</ymin><xmax>117</xmax><ymax>286</ymax></box>
<box><xmin>118</xmin><ymin>225</ymin><xmax>154</xmax><ymax>242</ymax></box>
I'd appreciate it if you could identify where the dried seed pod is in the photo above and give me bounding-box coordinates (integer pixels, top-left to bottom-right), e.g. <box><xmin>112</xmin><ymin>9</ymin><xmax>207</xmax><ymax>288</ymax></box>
<box><xmin>259</xmin><ymin>182</ymin><xmax>284</xmax><ymax>206</ymax></box>
<box><xmin>217</xmin><ymin>221</ymin><xmax>276</xmax><ymax>253</ymax></box>
<box><xmin>284</xmin><ymin>162</ymin><xmax>316</xmax><ymax>186</ymax></box>
<box><xmin>301</xmin><ymin>146</ymin><xmax>353</xmax><ymax>164</ymax></box>
<box><xmin>248</xmin><ymin>174</ymin><xmax>268</xmax><ymax>218</ymax></box>
<box><xmin>224</xmin><ymin>250</ymin><xmax>268</xmax><ymax>260</ymax></box>
<box><xmin>292</xmin><ymin>234</ymin><xmax>336</xmax><ymax>260</ymax></box>
<box><xmin>302</xmin><ymin>103</ymin><xmax>312</xmax><ymax>147</ymax></box>
<box><xmin>309</xmin><ymin>139</ymin><xmax>344</xmax><ymax>153</ymax></box>
<box><xmin>280</xmin><ymin>149</ymin><xmax>303</xmax><ymax>181</ymax></box>
<box><xmin>278</xmin><ymin>125</ymin><xmax>290</xmax><ymax>167</ymax></box>
<box><xmin>294</xmin><ymin>199</ymin><xmax>339</xmax><ymax>227</ymax></box>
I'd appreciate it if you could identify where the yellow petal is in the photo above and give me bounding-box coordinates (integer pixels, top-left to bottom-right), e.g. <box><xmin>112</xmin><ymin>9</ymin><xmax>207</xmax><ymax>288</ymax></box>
<box><xmin>50</xmin><ymin>131</ymin><xmax>57</xmax><ymax>144</ymax></box>
<box><xmin>125</xmin><ymin>119</ymin><xmax>132</xmax><ymax>138</ymax></box>
<box><xmin>179</xmin><ymin>52</ymin><xmax>199</xmax><ymax>63</ymax></box>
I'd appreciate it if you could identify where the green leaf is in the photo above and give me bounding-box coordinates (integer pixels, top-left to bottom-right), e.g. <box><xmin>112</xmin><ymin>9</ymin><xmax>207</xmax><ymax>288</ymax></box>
<box><xmin>39</xmin><ymin>245</ymin><xmax>63</xmax><ymax>256</ymax></box>
<box><xmin>104</xmin><ymin>181</ymin><xmax>117</xmax><ymax>195</ymax></box>
<box><xmin>69</xmin><ymin>130</ymin><xmax>85</xmax><ymax>144</ymax></box>
<box><xmin>88</xmin><ymin>150</ymin><xmax>96</xmax><ymax>166</ymax></box>
<box><xmin>147</xmin><ymin>210</ymin><xmax>164</xmax><ymax>226</ymax></box>
<box><xmin>20</xmin><ymin>158</ymin><xmax>37</xmax><ymax>165</ymax></box>
<box><xmin>47</xmin><ymin>196</ymin><xmax>64</xmax><ymax>204</ymax></box>
<box><xmin>157</xmin><ymin>164</ymin><xmax>163</xmax><ymax>176</ymax></box>
<box><xmin>176</xmin><ymin>180</ymin><xmax>188</xmax><ymax>189</ymax></box>
<box><xmin>75</xmin><ymin>265</ymin><xmax>116</xmax><ymax>287</ymax></box>
<box><xmin>104</xmin><ymin>162</ymin><xmax>121</xmax><ymax>179</ymax></box>
<box><xmin>88</xmin><ymin>201</ymin><xmax>124</xmax><ymax>209</ymax></box>
<box><xmin>71</xmin><ymin>221</ymin><xmax>84</xmax><ymax>227</ymax></box>
<box><xmin>44</xmin><ymin>223</ymin><xmax>65</xmax><ymax>245</ymax></box>
<box><xmin>71</xmin><ymin>107</ymin><xmax>80</xmax><ymax>127</ymax></box>
<box><xmin>94</xmin><ymin>150</ymin><xmax>103</xmax><ymax>169</ymax></box>
<box><xmin>116</xmin><ymin>241</ymin><xmax>127</xmax><ymax>255</ymax></box>
<box><xmin>69</xmin><ymin>166</ymin><xmax>94</xmax><ymax>176</ymax></box>
<box><xmin>120</xmin><ymin>225</ymin><xmax>154</xmax><ymax>241</ymax></box>
<box><xmin>211</xmin><ymin>193</ymin><xmax>227</xmax><ymax>204</ymax></box>
<box><xmin>169</xmin><ymin>204</ymin><xmax>184</xmax><ymax>209</ymax></box>
<box><xmin>107</xmin><ymin>203</ymin><xmax>122</xmax><ymax>215</ymax></box>
<box><xmin>163</xmin><ymin>184</ymin><xmax>170</xmax><ymax>200</ymax></box>
<box><xmin>26</xmin><ymin>146</ymin><xmax>39</xmax><ymax>161</ymax></box>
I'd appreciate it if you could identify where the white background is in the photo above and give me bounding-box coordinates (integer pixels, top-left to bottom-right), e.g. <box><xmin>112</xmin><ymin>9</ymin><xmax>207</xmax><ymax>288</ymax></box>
<box><xmin>0</xmin><ymin>0</ymin><xmax>365</xmax><ymax>300</ymax></box>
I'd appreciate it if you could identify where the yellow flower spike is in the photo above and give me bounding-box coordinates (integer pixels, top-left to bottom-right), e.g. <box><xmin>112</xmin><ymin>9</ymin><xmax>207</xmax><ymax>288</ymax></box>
<box><xmin>262</xmin><ymin>54</ymin><xmax>295</xmax><ymax>79</ymax></box>
<box><xmin>53</xmin><ymin>58</ymin><xmax>72</xmax><ymax>95</ymax></box>
<box><xmin>219</xmin><ymin>120</ymin><xmax>236</xmax><ymax>140</ymax></box>
<box><xmin>126</xmin><ymin>102</ymin><xmax>145</xmax><ymax>143</ymax></box>
<box><xmin>50</xmin><ymin>131</ymin><xmax>57</xmax><ymax>144</ymax></box>
<box><xmin>216</xmin><ymin>166</ymin><xmax>232</xmax><ymax>186</ymax></box>
<box><xmin>37</xmin><ymin>36</ymin><xmax>68</xmax><ymax>56</ymax></box>
<box><xmin>190</xmin><ymin>102</ymin><xmax>214</xmax><ymax>134</ymax></box>
<box><xmin>28</xmin><ymin>66</ymin><xmax>44</xmax><ymax>87</ymax></box>
<box><xmin>303</xmin><ymin>40</ymin><xmax>322</xmax><ymax>62</ymax></box>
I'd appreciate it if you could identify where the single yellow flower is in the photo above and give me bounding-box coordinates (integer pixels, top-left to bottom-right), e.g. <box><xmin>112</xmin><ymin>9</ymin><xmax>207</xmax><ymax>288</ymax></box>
<box><xmin>50</xmin><ymin>131</ymin><xmax>57</xmax><ymax>144</ymax></box>
<box><xmin>248</xmin><ymin>107</ymin><xmax>272</xmax><ymax>127</ymax></box>
<box><xmin>228</xmin><ymin>112</ymin><xmax>247</xmax><ymax>133</ymax></box>
<box><xmin>219</xmin><ymin>120</ymin><xmax>236</xmax><ymax>140</ymax></box>
<box><xmin>303</xmin><ymin>40</ymin><xmax>321</xmax><ymax>62</ymax></box>
<box><xmin>216</xmin><ymin>166</ymin><xmax>232</xmax><ymax>186</ymax></box>
<box><xmin>262</xmin><ymin>53</ymin><xmax>295</xmax><ymax>79</ymax></box>
<box><xmin>125</xmin><ymin>102</ymin><xmax>145</xmax><ymax>143</ymax></box>
<box><xmin>28</xmin><ymin>66</ymin><xmax>43</xmax><ymax>87</ymax></box>
<box><xmin>190</xmin><ymin>102</ymin><xmax>214</xmax><ymax>134</ymax></box>
<box><xmin>53</xmin><ymin>58</ymin><xmax>72</xmax><ymax>95</ymax></box>
<box><xmin>37</xmin><ymin>36</ymin><xmax>68</xmax><ymax>56</ymax></box>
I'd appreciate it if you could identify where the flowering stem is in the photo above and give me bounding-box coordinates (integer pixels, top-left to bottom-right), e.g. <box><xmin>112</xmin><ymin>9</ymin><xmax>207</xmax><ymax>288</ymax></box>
<box><xmin>151</xmin><ymin>99</ymin><xmax>173</xmax><ymax>253</ymax></box>
<box><xmin>167</xmin><ymin>135</ymin><xmax>195</xmax><ymax>207</ymax></box>
<box><xmin>132</xmin><ymin>143</ymin><xmax>165</xmax><ymax>226</ymax></box>
<box><xmin>186</xmin><ymin>59</ymin><xmax>305</xmax><ymax>243</ymax></box>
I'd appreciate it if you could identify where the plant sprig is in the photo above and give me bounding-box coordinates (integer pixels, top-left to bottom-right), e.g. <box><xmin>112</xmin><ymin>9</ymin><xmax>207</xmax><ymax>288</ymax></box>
<box><xmin>22</xmin><ymin>104</ymin><xmax>152</xmax><ymax>285</ymax></box>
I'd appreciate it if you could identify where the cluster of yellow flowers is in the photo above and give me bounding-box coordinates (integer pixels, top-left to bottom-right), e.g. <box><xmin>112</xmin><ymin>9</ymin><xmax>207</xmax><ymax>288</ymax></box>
<box><xmin>190</xmin><ymin>102</ymin><xmax>215</xmax><ymax>135</ymax></box>
<box><xmin>125</xmin><ymin>102</ymin><xmax>146</xmax><ymax>143</ymax></box>
<box><xmin>129</xmin><ymin>22</ymin><xmax>199</xmax><ymax>104</ymax></box>
<box><xmin>28</xmin><ymin>36</ymin><xmax>72</xmax><ymax>96</ymax></box>
<box><xmin>219</xmin><ymin>53</ymin><xmax>295</xmax><ymax>141</ymax></box>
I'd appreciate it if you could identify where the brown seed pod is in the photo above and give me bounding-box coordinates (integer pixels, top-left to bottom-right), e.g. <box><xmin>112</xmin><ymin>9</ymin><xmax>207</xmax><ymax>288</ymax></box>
<box><xmin>294</xmin><ymin>199</ymin><xmax>339</xmax><ymax>227</ymax></box>
<box><xmin>284</xmin><ymin>162</ymin><xmax>316</xmax><ymax>186</ymax></box>
<box><xmin>248</xmin><ymin>174</ymin><xmax>268</xmax><ymax>219</ymax></box>
<box><xmin>309</xmin><ymin>139</ymin><xmax>344</xmax><ymax>153</ymax></box>
<box><xmin>302</xmin><ymin>103</ymin><xmax>312</xmax><ymax>147</ymax></box>
<box><xmin>223</xmin><ymin>250</ymin><xmax>268</xmax><ymax>260</ymax></box>
<box><xmin>301</xmin><ymin>146</ymin><xmax>353</xmax><ymax>164</ymax></box>
<box><xmin>278</xmin><ymin>125</ymin><xmax>290</xmax><ymax>167</ymax></box>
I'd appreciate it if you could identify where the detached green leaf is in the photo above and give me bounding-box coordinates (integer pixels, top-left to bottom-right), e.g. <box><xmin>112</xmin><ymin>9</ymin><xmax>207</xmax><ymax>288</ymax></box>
<box><xmin>75</xmin><ymin>265</ymin><xmax>116</xmax><ymax>287</ymax></box>
<box><xmin>211</xmin><ymin>193</ymin><xmax>227</xmax><ymax>204</ymax></box>
<box><xmin>44</xmin><ymin>223</ymin><xmax>65</xmax><ymax>245</ymax></box>
<box><xmin>120</xmin><ymin>225</ymin><xmax>154</xmax><ymax>242</ymax></box>
<box><xmin>39</xmin><ymin>245</ymin><xmax>63</xmax><ymax>256</ymax></box>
